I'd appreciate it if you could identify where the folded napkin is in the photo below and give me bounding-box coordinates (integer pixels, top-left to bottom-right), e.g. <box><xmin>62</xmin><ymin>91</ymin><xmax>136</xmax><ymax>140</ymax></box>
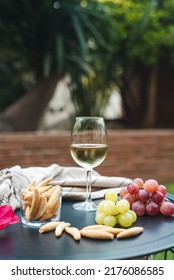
<box><xmin>0</xmin><ymin>164</ymin><xmax>132</xmax><ymax>210</ymax></box>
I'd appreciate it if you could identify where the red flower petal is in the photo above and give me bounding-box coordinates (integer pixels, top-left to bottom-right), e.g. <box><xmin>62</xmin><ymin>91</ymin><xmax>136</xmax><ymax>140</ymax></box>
<box><xmin>0</xmin><ymin>205</ymin><xmax>19</xmax><ymax>230</ymax></box>
<box><xmin>0</xmin><ymin>205</ymin><xmax>13</xmax><ymax>219</ymax></box>
<box><xmin>10</xmin><ymin>215</ymin><xmax>20</xmax><ymax>224</ymax></box>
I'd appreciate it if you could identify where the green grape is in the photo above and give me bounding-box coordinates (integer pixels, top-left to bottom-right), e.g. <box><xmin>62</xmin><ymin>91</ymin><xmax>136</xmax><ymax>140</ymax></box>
<box><xmin>112</xmin><ymin>204</ymin><xmax>119</xmax><ymax>216</ymax></box>
<box><xmin>104</xmin><ymin>215</ymin><xmax>117</xmax><ymax>227</ymax></box>
<box><xmin>114</xmin><ymin>214</ymin><xmax>118</xmax><ymax>225</ymax></box>
<box><xmin>97</xmin><ymin>200</ymin><xmax>106</xmax><ymax>212</ymax></box>
<box><xmin>115</xmin><ymin>199</ymin><xmax>130</xmax><ymax>214</ymax></box>
<box><xmin>118</xmin><ymin>212</ymin><xmax>133</xmax><ymax>227</ymax></box>
<box><xmin>127</xmin><ymin>209</ymin><xmax>137</xmax><ymax>223</ymax></box>
<box><xmin>95</xmin><ymin>211</ymin><xmax>105</xmax><ymax>225</ymax></box>
<box><xmin>98</xmin><ymin>200</ymin><xmax>116</xmax><ymax>215</ymax></box>
<box><xmin>105</xmin><ymin>190</ymin><xmax>118</xmax><ymax>203</ymax></box>
<box><xmin>122</xmin><ymin>199</ymin><xmax>130</xmax><ymax>208</ymax></box>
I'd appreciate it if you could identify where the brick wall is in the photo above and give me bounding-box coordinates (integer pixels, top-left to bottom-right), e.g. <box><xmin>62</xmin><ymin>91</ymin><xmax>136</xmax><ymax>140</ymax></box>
<box><xmin>0</xmin><ymin>129</ymin><xmax>174</xmax><ymax>184</ymax></box>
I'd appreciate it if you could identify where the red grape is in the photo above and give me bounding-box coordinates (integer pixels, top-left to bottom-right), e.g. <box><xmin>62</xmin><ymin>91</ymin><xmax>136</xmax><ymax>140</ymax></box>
<box><xmin>152</xmin><ymin>191</ymin><xmax>164</xmax><ymax>204</ymax></box>
<box><xmin>145</xmin><ymin>201</ymin><xmax>160</xmax><ymax>216</ymax></box>
<box><xmin>144</xmin><ymin>179</ymin><xmax>159</xmax><ymax>193</ymax></box>
<box><xmin>121</xmin><ymin>177</ymin><xmax>174</xmax><ymax>218</ymax></box>
<box><xmin>120</xmin><ymin>186</ymin><xmax>128</xmax><ymax>198</ymax></box>
<box><xmin>158</xmin><ymin>184</ymin><xmax>167</xmax><ymax>196</ymax></box>
<box><xmin>123</xmin><ymin>193</ymin><xmax>136</xmax><ymax>206</ymax></box>
<box><xmin>137</xmin><ymin>189</ymin><xmax>149</xmax><ymax>203</ymax></box>
<box><xmin>127</xmin><ymin>182</ymin><xmax>139</xmax><ymax>195</ymax></box>
<box><xmin>160</xmin><ymin>201</ymin><xmax>174</xmax><ymax>216</ymax></box>
<box><xmin>133</xmin><ymin>177</ymin><xmax>144</xmax><ymax>189</ymax></box>
<box><xmin>132</xmin><ymin>201</ymin><xmax>145</xmax><ymax>216</ymax></box>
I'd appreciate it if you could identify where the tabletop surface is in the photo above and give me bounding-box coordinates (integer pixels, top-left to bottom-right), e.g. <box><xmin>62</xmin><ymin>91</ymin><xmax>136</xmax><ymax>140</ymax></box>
<box><xmin>0</xmin><ymin>193</ymin><xmax>174</xmax><ymax>260</ymax></box>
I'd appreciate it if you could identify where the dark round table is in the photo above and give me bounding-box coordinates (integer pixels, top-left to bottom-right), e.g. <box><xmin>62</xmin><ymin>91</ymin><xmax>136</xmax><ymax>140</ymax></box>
<box><xmin>0</xmin><ymin>193</ymin><xmax>174</xmax><ymax>260</ymax></box>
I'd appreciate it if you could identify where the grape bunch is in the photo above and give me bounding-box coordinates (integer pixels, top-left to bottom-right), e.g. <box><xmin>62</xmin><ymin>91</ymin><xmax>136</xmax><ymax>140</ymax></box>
<box><xmin>95</xmin><ymin>190</ymin><xmax>137</xmax><ymax>228</ymax></box>
<box><xmin>120</xmin><ymin>178</ymin><xmax>174</xmax><ymax>217</ymax></box>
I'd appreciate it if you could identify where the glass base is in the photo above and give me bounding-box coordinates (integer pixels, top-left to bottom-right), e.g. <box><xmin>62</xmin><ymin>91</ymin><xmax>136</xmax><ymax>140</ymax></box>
<box><xmin>72</xmin><ymin>200</ymin><xmax>97</xmax><ymax>212</ymax></box>
<box><xmin>20</xmin><ymin>216</ymin><xmax>61</xmax><ymax>228</ymax></box>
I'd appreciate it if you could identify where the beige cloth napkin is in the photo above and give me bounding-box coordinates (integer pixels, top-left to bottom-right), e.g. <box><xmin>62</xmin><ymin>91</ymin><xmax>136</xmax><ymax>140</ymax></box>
<box><xmin>0</xmin><ymin>164</ymin><xmax>132</xmax><ymax>210</ymax></box>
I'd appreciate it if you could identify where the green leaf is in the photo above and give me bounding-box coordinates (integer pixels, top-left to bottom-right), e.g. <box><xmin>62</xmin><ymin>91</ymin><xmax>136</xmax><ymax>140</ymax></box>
<box><xmin>71</xmin><ymin>13</ymin><xmax>88</xmax><ymax>57</ymax></box>
<box><xmin>132</xmin><ymin>0</ymin><xmax>158</xmax><ymax>38</ymax></box>
<box><xmin>79</xmin><ymin>12</ymin><xmax>106</xmax><ymax>48</ymax></box>
<box><xmin>56</xmin><ymin>35</ymin><xmax>64</xmax><ymax>74</ymax></box>
<box><xmin>43</xmin><ymin>53</ymin><xmax>52</xmax><ymax>77</ymax></box>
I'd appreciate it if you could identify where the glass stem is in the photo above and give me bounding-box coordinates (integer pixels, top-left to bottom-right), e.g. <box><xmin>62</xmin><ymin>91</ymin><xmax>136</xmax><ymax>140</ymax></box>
<box><xmin>86</xmin><ymin>169</ymin><xmax>92</xmax><ymax>202</ymax></box>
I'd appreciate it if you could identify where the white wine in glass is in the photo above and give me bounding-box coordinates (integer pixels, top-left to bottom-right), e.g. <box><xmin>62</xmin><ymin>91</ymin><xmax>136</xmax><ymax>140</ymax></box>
<box><xmin>70</xmin><ymin>116</ymin><xmax>108</xmax><ymax>211</ymax></box>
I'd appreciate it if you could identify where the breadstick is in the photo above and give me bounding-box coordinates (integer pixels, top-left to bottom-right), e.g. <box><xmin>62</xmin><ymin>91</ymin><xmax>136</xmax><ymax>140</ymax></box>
<box><xmin>33</xmin><ymin>196</ymin><xmax>47</xmax><ymax>220</ymax></box>
<box><xmin>99</xmin><ymin>227</ymin><xmax>126</xmax><ymax>236</ymax></box>
<box><xmin>22</xmin><ymin>191</ymin><xmax>33</xmax><ymax>198</ymax></box>
<box><xmin>25</xmin><ymin>206</ymin><xmax>31</xmax><ymax>221</ymax></box>
<box><xmin>22</xmin><ymin>193</ymin><xmax>33</xmax><ymax>205</ymax></box>
<box><xmin>38</xmin><ymin>199</ymin><xmax>61</xmax><ymax>222</ymax></box>
<box><xmin>82</xmin><ymin>224</ymin><xmax>125</xmax><ymax>235</ymax></box>
<box><xmin>21</xmin><ymin>189</ymin><xmax>32</xmax><ymax>195</ymax></box>
<box><xmin>117</xmin><ymin>227</ymin><xmax>144</xmax><ymax>239</ymax></box>
<box><xmin>39</xmin><ymin>221</ymin><xmax>65</xmax><ymax>233</ymax></box>
<box><xmin>21</xmin><ymin>190</ymin><xmax>32</xmax><ymax>210</ymax></box>
<box><xmin>65</xmin><ymin>226</ymin><xmax>81</xmax><ymax>241</ymax></box>
<box><xmin>38</xmin><ymin>185</ymin><xmax>52</xmax><ymax>194</ymax></box>
<box><xmin>38</xmin><ymin>211</ymin><xmax>54</xmax><ymax>222</ymax></box>
<box><xmin>47</xmin><ymin>185</ymin><xmax>61</xmax><ymax>212</ymax></box>
<box><xmin>35</xmin><ymin>178</ymin><xmax>51</xmax><ymax>188</ymax></box>
<box><xmin>21</xmin><ymin>197</ymin><xmax>28</xmax><ymax>209</ymax></box>
<box><xmin>42</xmin><ymin>186</ymin><xmax>57</xmax><ymax>199</ymax></box>
<box><xmin>55</xmin><ymin>222</ymin><xmax>70</xmax><ymax>237</ymax></box>
<box><xmin>82</xmin><ymin>225</ymin><xmax>108</xmax><ymax>230</ymax></box>
<box><xmin>80</xmin><ymin>229</ymin><xmax>114</xmax><ymax>240</ymax></box>
<box><xmin>50</xmin><ymin>197</ymin><xmax>61</xmax><ymax>216</ymax></box>
<box><xmin>29</xmin><ymin>188</ymin><xmax>40</xmax><ymax>220</ymax></box>
<box><xmin>26</xmin><ymin>181</ymin><xmax>36</xmax><ymax>191</ymax></box>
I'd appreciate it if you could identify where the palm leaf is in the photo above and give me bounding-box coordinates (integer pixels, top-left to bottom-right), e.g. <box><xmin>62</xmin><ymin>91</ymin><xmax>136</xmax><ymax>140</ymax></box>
<box><xmin>71</xmin><ymin>13</ymin><xmax>88</xmax><ymax>58</ymax></box>
<box><xmin>56</xmin><ymin>35</ymin><xmax>64</xmax><ymax>74</ymax></box>
<box><xmin>132</xmin><ymin>0</ymin><xmax>158</xmax><ymax>38</ymax></box>
<box><xmin>43</xmin><ymin>53</ymin><xmax>52</xmax><ymax>77</ymax></box>
<box><xmin>79</xmin><ymin>12</ymin><xmax>106</xmax><ymax>48</ymax></box>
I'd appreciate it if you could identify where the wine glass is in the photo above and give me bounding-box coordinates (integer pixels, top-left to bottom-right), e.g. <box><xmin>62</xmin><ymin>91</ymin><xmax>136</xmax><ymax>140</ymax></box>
<box><xmin>70</xmin><ymin>116</ymin><xmax>108</xmax><ymax>211</ymax></box>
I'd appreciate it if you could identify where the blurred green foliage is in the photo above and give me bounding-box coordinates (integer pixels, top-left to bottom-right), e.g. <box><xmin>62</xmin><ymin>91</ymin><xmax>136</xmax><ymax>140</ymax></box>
<box><xmin>102</xmin><ymin>0</ymin><xmax>174</xmax><ymax>64</ymax></box>
<box><xmin>165</xmin><ymin>183</ymin><xmax>174</xmax><ymax>194</ymax></box>
<box><xmin>153</xmin><ymin>249</ymin><xmax>174</xmax><ymax>260</ymax></box>
<box><xmin>0</xmin><ymin>0</ymin><xmax>115</xmax><ymax>113</ymax></box>
<box><xmin>0</xmin><ymin>0</ymin><xmax>174</xmax><ymax>116</ymax></box>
